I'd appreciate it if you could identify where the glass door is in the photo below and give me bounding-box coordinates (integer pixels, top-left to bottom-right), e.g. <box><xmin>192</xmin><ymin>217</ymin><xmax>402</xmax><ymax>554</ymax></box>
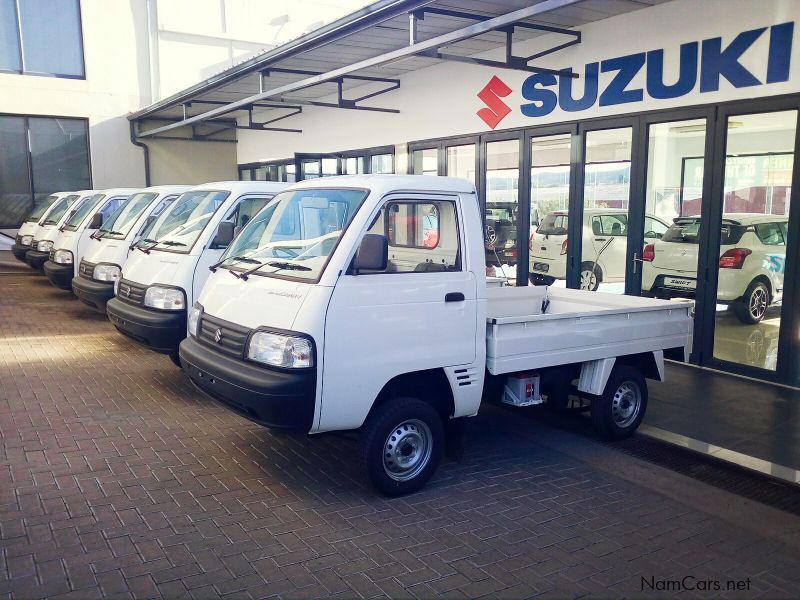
<box><xmin>709</xmin><ymin>109</ymin><xmax>797</xmax><ymax>374</ymax></box>
<box><xmin>483</xmin><ymin>137</ymin><xmax>521</xmax><ymax>282</ymax></box>
<box><xmin>445</xmin><ymin>142</ymin><xmax>477</xmax><ymax>185</ymax></box>
<box><xmin>294</xmin><ymin>153</ymin><xmax>341</xmax><ymax>181</ymax></box>
<box><xmin>410</xmin><ymin>147</ymin><xmax>439</xmax><ymax>176</ymax></box>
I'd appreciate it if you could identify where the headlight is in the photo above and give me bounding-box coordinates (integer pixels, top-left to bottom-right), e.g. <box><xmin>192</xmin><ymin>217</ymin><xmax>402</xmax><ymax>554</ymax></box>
<box><xmin>144</xmin><ymin>286</ymin><xmax>185</xmax><ymax>310</ymax></box>
<box><xmin>21</xmin><ymin>235</ymin><xmax>33</xmax><ymax>246</ymax></box>
<box><xmin>93</xmin><ymin>263</ymin><xmax>121</xmax><ymax>282</ymax></box>
<box><xmin>247</xmin><ymin>331</ymin><xmax>314</xmax><ymax>368</ymax></box>
<box><xmin>37</xmin><ymin>240</ymin><xmax>53</xmax><ymax>252</ymax></box>
<box><xmin>53</xmin><ymin>249</ymin><xmax>73</xmax><ymax>264</ymax></box>
<box><xmin>188</xmin><ymin>304</ymin><xmax>202</xmax><ymax>337</ymax></box>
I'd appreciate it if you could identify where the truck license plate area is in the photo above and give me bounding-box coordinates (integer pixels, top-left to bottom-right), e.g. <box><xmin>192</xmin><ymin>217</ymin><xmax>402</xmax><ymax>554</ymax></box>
<box><xmin>533</xmin><ymin>262</ymin><xmax>549</xmax><ymax>273</ymax></box>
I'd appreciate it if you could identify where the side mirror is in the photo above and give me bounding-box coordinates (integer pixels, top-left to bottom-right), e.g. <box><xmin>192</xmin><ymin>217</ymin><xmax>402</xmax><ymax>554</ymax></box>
<box><xmin>211</xmin><ymin>221</ymin><xmax>235</xmax><ymax>248</ymax></box>
<box><xmin>353</xmin><ymin>233</ymin><xmax>388</xmax><ymax>273</ymax></box>
<box><xmin>89</xmin><ymin>212</ymin><xmax>103</xmax><ymax>229</ymax></box>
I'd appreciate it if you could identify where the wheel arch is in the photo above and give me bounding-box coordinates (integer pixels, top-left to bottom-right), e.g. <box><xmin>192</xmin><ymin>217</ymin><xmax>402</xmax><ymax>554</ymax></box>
<box><xmin>364</xmin><ymin>368</ymin><xmax>455</xmax><ymax>428</ymax></box>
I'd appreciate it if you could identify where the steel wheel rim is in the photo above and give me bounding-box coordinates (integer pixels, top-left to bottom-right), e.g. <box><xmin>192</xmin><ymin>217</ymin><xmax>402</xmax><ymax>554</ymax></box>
<box><xmin>611</xmin><ymin>381</ymin><xmax>642</xmax><ymax>428</ymax></box>
<box><xmin>580</xmin><ymin>270</ymin><xmax>597</xmax><ymax>291</ymax></box>
<box><xmin>749</xmin><ymin>287</ymin><xmax>768</xmax><ymax>320</ymax></box>
<box><xmin>383</xmin><ymin>419</ymin><xmax>432</xmax><ymax>482</ymax></box>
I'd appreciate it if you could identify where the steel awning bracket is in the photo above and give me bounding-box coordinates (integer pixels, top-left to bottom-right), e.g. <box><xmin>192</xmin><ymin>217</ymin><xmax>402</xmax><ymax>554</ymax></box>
<box><xmin>244</xmin><ymin>105</ymin><xmax>303</xmax><ymax>133</ymax></box>
<box><xmin>413</xmin><ymin>7</ymin><xmax>580</xmax><ymax>78</ymax></box>
<box><xmin>261</xmin><ymin>68</ymin><xmax>400</xmax><ymax>113</ymax></box>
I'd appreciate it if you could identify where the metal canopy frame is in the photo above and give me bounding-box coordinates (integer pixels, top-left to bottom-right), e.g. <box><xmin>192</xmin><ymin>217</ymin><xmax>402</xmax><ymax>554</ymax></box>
<box><xmin>133</xmin><ymin>0</ymin><xmax>583</xmax><ymax>140</ymax></box>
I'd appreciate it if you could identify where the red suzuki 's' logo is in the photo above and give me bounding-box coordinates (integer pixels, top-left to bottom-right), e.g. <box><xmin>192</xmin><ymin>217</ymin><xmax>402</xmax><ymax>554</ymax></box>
<box><xmin>477</xmin><ymin>75</ymin><xmax>512</xmax><ymax>129</ymax></box>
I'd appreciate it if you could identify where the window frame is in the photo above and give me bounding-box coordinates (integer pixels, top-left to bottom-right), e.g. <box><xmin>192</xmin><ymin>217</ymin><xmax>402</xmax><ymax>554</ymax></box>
<box><xmin>385</xmin><ymin>201</ymin><xmax>441</xmax><ymax>250</ymax></box>
<box><xmin>0</xmin><ymin>0</ymin><xmax>86</xmax><ymax>79</ymax></box>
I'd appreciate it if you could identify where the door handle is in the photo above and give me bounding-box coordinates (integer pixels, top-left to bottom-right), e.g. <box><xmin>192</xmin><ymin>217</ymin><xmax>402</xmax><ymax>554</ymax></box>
<box><xmin>445</xmin><ymin>292</ymin><xmax>465</xmax><ymax>303</ymax></box>
<box><xmin>595</xmin><ymin>237</ymin><xmax>607</xmax><ymax>242</ymax></box>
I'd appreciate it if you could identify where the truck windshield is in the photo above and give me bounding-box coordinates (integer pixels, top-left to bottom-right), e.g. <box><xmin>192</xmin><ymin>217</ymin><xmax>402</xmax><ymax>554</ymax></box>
<box><xmin>149</xmin><ymin>190</ymin><xmax>230</xmax><ymax>252</ymax></box>
<box><xmin>99</xmin><ymin>192</ymin><xmax>157</xmax><ymax>239</ymax></box>
<box><xmin>27</xmin><ymin>195</ymin><xmax>60</xmax><ymax>222</ymax></box>
<box><xmin>218</xmin><ymin>188</ymin><xmax>367</xmax><ymax>282</ymax></box>
<box><xmin>42</xmin><ymin>194</ymin><xmax>83</xmax><ymax>225</ymax></box>
<box><xmin>63</xmin><ymin>193</ymin><xmax>107</xmax><ymax>230</ymax></box>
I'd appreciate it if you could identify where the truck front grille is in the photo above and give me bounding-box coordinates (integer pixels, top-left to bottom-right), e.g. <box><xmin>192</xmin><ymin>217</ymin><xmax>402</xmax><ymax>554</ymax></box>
<box><xmin>79</xmin><ymin>260</ymin><xmax>96</xmax><ymax>280</ymax></box>
<box><xmin>197</xmin><ymin>312</ymin><xmax>251</xmax><ymax>359</ymax></box>
<box><xmin>116</xmin><ymin>278</ymin><xmax>146</xmax><ymax>305</ymax></box>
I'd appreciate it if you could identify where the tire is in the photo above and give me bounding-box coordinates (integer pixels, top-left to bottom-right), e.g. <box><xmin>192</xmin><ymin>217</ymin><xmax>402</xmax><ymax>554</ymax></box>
<box><xmin>591</xmin><ymin>365</ymin><xmax>647</xmax><ymax>440</ymax></box>
<box><xmin>579</xmin><ymin>262</ymin><xmax>601</xmax><ymax>291</ymax></box>
<box><xmin>169</xmin><ymin>352</ymin><xmax>182</xmax><ymax>368</ymax></box>
<box><xmin>733</xmin><ymin>280</ymin><xmax>770</xmax><ymax>325</ymax></box>
<box><xmin>360</xmin><ymin>397</ymin><xmax>444</xmax><ymax>496</ymax></box>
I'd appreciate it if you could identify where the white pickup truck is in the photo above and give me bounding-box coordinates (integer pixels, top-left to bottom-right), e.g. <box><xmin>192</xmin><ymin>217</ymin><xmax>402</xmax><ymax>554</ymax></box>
<box><xmin>179</xmin><ymin>175</ymin><xmax>692</xmax><ymax>496</ymax></box>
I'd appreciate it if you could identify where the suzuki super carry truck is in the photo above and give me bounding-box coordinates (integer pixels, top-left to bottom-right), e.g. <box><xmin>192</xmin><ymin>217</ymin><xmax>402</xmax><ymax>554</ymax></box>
<box><xmin>24</xmin><ymin>191</ymin><xmax>94</xmax><ymax>270</ymax></box>
<box><xmin>107</xmin><ymin>181</ymin><xmax>288</xmax><ymax>366</ymax></box>
<box><xmin>72</xmin><ymin>185</ymin><xmax>190</xmax><ymax>312</ymax></box>
<box><xmin>178</xmin><ymin>175</ymin><xmax>693</xmax><ymax>496</ymax></box>
<box><xmin>12</xmin><ymin>192</ymin><xmax>78</xmax><ymax>263</ymax></box>
<box><xmin>44</xmin><ymin>188</ymin><xmax>139</xmax><ymax>289</ymax></box>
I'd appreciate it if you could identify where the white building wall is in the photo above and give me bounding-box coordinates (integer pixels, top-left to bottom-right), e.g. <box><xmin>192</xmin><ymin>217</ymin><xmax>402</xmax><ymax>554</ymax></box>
<box><xmin>236</xmin><ymin>0</ymin><xmax>800</xmax><ymax>164</ymax></box>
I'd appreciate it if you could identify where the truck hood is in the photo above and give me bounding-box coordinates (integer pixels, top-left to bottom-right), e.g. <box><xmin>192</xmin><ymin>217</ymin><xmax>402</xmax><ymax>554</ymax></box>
<box><xmin>199</xmin><ymin>270</ymin><xmax>313</xmax><ymax>332</ymax></box>
<box><xmin>121</xmin><ymin>249</ymin><xmax>189</xmax><ymax>287</ymax></box>
<box><xmin>17</xmin><ymin>222</ymin><xmax>37</xmax><ymax>237</ymax></box>
<box><xmin>81</xmin><ymin>237</ymin><xmax>129</xmax><ymax>267</ymax></box>
<box><xmin>54</xmin><ymin>229</ymin><xmax>80</xmax><ymax>251</ymax></box>
<box><xmin>34</xmin><ymin>225</ymin><xmax>59</xmax><ymax>243</ymax></box>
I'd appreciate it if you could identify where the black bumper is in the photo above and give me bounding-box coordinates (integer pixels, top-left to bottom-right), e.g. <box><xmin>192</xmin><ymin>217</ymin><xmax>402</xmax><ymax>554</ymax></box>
<box><xmin>25</xmin><ymin>250</ymin><xmax>48</xmax><ymax>270</ymax></box>
<box><xmin>72</xmin><ymin>276</ymin><xmax>114</xmax><ymax>312</ymax></box>
<box><xmin>107</xmin><ymin>297</ymin><xmax>186</xmax><ymax>354</ymax></box>
<box><xmin>179</xmin><ymin>336</ymin><xmax>316</xmax><ymax>431</ymax></box>
<box><xmin>43</xmin><ymin>261</ymin><xmax>74</xmax><ymax>290</ymax></box>
<box><xmin>11</xmin><ymin>244</ymin><xmax>31</xmax><ymax>262</ymax></box>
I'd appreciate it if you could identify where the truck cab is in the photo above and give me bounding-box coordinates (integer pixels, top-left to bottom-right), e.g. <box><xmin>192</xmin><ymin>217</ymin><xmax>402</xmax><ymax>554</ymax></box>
<box><xmin>23</xmin><ymin>191</ymin><xmax>94</xmax><ymax>270</ymax></box>
<box><xmin>179</xmin><ymin>175</ymin><xmax>693</xmax><ymax>496</ymax></box>
<box><xmin>72</xmin><ymin>185</ymin><xmax>190</xmax><ymax>312</ymax></box>
<box><xmin>44</xmin><ymin>188</ymin><xmax>139</xmax><ymax>289</ymax></box>
<box><xmin>106</xmin><ymin>181</ymin><xmax>287</xmax><ymax>365</ymax></box>
<box><xmin>11</xmin><ymin>192</ymin><xmax>76</xmax><ymax>263</ymax></box>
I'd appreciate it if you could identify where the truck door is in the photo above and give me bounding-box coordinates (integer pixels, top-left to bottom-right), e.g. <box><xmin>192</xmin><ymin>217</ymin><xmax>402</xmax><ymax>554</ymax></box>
<box><xmin>320</xmin><ymin>194</ymin><xmax>478</xmax><ymax>432</ymax></box>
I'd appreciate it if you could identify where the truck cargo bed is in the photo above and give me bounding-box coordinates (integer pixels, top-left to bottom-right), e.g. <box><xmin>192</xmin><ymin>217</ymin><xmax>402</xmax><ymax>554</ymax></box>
<box><xmin>485</xmin><ymin>286</ymin><xmax>693</xmax><ymax>375</ymax></box>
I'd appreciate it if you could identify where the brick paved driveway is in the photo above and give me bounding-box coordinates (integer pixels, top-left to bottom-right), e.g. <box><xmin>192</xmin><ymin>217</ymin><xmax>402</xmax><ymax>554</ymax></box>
<box><xmin>2</xmin><ymin>272</ymin><xmax>800</xmax><ymax>599</ymax></box>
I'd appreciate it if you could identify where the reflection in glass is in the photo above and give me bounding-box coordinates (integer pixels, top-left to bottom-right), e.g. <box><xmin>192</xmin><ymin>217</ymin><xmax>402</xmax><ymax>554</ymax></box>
<box><xmin>19</xmin><ymin>0</ymin><xmax>84</xmax><ymax>77</ymax></box>
<box><xmin>370</xmin><ymin>153</ymin><xmax>394</xmax><ymax>174</ymax></box>
<box><xmin>580</xmin><ymin>128</ymin><xmax>632</xmax><ymax>292</ymax></box>
<box><xmin>0</xmin><ymin>116</ymin><xmax>31</xmax><ymax>227</ymax></box>
<box><xmin>412</xmin><ymin>148</ymin><xmax>438</xmax><ymax>175</ymax></box>
<box><xmin>322</xmin><ymin>158</ymin><xmax>338</xmax><ymax>176</ymax></box>
<box><xmin>528</xmin><ymin>134</ymin><xmax>571</xmax><ymax>286</ymax></box>
<box><xmin>485</xmin><ymin>139</ymin><xmax>519</xmax><ymax>281</ymax></box>
<box><xmin>446</xmin><ymin>144</ymin><xmax>476</xmax><ymax>184</ymax></box>
<box><xmin>343</xmin><ymin>157</ymin><xmax>365</xmax><ymax>175</ymax></box>
<box><xmin>712</xmin><ymin>110</ymin><xmax>796</xmax><ymax>371</ymax></box>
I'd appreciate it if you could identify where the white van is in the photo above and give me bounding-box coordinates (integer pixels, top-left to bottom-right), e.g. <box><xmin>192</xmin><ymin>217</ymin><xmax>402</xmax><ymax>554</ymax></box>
<box><xmin>71</xmin><ymin>186</ymin><xmax>191</xmax><ymax>311</ymax></box>
<box><xmin>106</xmin><ymin>181</ymin><xmax>287</xmax><ymax>365</ymax></box>
<box><xmin>43</xmin><ymin>188</ymin><xmax>139</xmax><ymax>289</ymax></box>
<box><xmin>24</xmin><ymin>191</ymin><xmax>95</xmax><ymax>270</ymax></box>
<box><xmin>177</xmin><ymin>175</ymin><xmax>692</xmax><ymax>495</ymax></box>
<box><xmin>11</xmin><ymin>192</ymin><xmax>77</xmax><ymax>263</ymax></box>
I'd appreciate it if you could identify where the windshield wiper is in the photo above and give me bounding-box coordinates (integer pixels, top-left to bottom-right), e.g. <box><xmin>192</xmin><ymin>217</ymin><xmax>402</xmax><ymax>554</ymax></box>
<box><xmin>132</xmin><ymin>238</ymin><xmax>159</xmax><ymax>253</ymax></box>
<box><xmin>157</xmin><ymin>240</ymin><xmax>187</xmax><ymax>247</ymax></box>
<box><xmin>209</xmin><ymin>255</ymin><xmax>260</xmax><ymax>272</ymax></box>
<box><xmin>267</xmin><ymin>261</ymin><xmax>312</xmax><ymax>272</ymax></box>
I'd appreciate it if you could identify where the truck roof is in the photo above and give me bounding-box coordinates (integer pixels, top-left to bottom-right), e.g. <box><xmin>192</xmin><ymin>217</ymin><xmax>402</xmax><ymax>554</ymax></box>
<box><xmin>141</xmin><ymin>184</ymin><xmax>193</xmax><ymax>193</ymax></box>
<box><xmin>287</xmin><ymin>174</ymin><xmax>478</xmax><ymax>195</ymax></box>
<box><xmin>187</xmin><ymin>181</ymin><xmax>289</xmax><ymax>194</ymax></box>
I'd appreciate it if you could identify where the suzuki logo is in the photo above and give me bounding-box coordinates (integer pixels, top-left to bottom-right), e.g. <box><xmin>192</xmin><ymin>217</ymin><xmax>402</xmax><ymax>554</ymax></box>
<box><xmin>214</xmin><ymin>329</ymin><xmax>223</xmax><ymax>343</ymax></box>
<box><xmin>477</xmin><ymin>75</ymin><xmax>512</xmax><ymax>129</ymax></box>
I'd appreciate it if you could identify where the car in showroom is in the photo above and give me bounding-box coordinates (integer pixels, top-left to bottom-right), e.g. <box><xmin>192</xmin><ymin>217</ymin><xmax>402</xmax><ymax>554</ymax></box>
<box><xmin>529</xmin><ymin>208</ymin><xmax>669</xmax><ymax>291</ymax></box>
<box><xmin>641</xmin><ymin>214</ymin><xmax>788</xmax><ymax>324</ymax></box>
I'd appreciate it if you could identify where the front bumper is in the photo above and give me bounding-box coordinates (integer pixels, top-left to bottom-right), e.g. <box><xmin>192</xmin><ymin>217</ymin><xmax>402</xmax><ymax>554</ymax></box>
<box><xmin>107</xmin><ymin>297</ymin><xmax>186</xmax><ymax>354</ymax></box>
<box><xmin>43</xmin><ymin>261</ymin><xmax>74</xmax><ymax>290</ymax></box>
<box><xmin>25</xmin><ymin>250</ymin><xmax>48</xmax><ymax>270</ymax></box>
<box><xmin>179</xmin><ymin>336</ymin><xmax>316</xmax><ymax>431</ymax></box>
<box><xmin>11</xmin><ymin>243</ymin><xmax>31</xmax><ymax>262</ymax></box>
<box><xmin>72</xmin><ymin>276</ymin><xmax>114</xmax><ymax>312</ymax></box>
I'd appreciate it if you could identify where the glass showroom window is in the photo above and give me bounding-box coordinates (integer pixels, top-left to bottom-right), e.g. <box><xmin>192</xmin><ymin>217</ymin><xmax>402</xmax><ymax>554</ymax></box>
<box><xmin>0</xmin><ymin>0</ymin><xmax>85</xmax><ymax>78</ymax></box>
<box><xmin>0</xmin><ymin>115</ymin><xmax>90</xmax><ymax>228</ymax></box>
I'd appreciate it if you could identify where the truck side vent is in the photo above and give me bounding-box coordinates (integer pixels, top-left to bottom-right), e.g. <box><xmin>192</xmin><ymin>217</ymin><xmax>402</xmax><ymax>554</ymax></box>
<box><xmin>453</xmin><ymin>367</ymin><xmax>479</xmax><ymax>387</ymax></box>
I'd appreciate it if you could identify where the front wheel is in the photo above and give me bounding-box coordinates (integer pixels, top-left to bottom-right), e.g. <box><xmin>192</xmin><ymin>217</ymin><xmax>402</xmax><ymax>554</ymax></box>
<box><xmin>360</xmin><ymin>397</ymin><xmax>444</xmax><ymax>496</ymax></box>
<box><xmin>733</xmin><ymin>280</ymin><xmax>770</xmax><ymax>324</ymax></box>
<box><xmin>591</xmin><ymin>365</ymin><xmax>647</xmax><ymax>439</ymax></box>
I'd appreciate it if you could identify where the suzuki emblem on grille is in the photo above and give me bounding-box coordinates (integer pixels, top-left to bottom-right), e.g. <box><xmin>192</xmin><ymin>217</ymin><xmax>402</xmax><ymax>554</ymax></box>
<box><xmin>214</xmin><ymin>329</ymin><xmax>223</xmax><ymax>343</ymax></box>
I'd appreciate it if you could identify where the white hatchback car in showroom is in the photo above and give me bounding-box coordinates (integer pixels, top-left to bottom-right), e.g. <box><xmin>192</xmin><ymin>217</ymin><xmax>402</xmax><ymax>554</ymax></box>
<box><xmin>641</xmin><ymin>214</ymin><xmax>788</xmax><ymax>324</ymax></box>
<box><xmin>529</xmin><ymin>208</ymin><xmax>669</xmax><ymax>291</ymax></box>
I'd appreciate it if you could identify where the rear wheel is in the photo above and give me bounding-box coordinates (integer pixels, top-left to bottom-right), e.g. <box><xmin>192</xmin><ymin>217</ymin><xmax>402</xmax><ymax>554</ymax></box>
<box><xmin>734</xmin><ymin>280</ymin><xmax>770</xmax><ymax>324</ymax></box>
<box><xmin>591</xmin><ymin>365</ymin><xmax>647</xmax><ymax>439</ymax></box>
<box><xmin>579</xmin><ymin>262</ymin><xmax>601</xmax><ymax>291</ymax></box>
<box><xmin>360</xmin><ymin>397</ymin><xmax>443</xmax><ymax>496</ymax></box>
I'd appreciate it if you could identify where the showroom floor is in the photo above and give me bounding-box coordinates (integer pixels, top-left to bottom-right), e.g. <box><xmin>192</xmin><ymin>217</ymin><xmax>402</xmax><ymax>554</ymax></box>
<box><xmin>2</xmin><ymin>270</ymin><xmax>800</xmax><ymax>599</ymax></box>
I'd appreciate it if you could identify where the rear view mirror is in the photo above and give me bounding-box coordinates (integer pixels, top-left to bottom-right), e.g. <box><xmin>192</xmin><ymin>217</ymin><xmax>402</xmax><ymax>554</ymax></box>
<box><xmin>211</xmin><ymin>221</ymin><xmax>235</xmax><ymax>248</ymax></box>
<box><xmin>353</xmin><ymin>233</ymin><xmax>388</xmax><ymax>273</ymax></box>
<box><xmin>89</xmin><ymin>212</ymin><xmax>103</xmax><ymax>229</ymax></box>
